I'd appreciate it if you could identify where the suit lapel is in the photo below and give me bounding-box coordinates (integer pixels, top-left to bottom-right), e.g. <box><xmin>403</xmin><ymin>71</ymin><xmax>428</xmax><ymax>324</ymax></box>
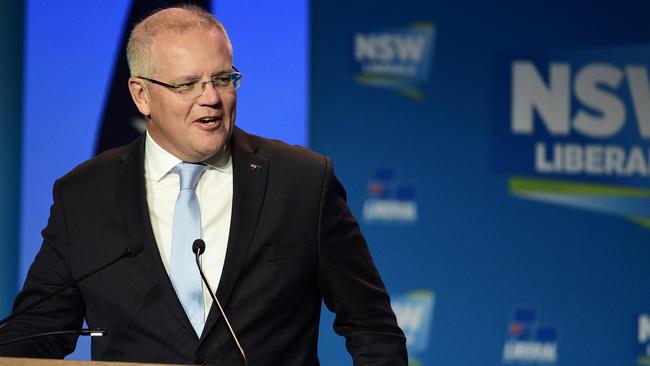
<box><xmin>201</xmin><ymin>128</ymin><xmax>269</xmax><ymax>340</ymax></box>
<box><xmin>113</xmin><ymin>134</ymin><xmax>197</xmax><ymax>337</ymax></box>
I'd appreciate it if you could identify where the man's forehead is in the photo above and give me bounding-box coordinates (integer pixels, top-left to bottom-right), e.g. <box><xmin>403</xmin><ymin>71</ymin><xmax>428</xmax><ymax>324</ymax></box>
<box><xmin>149</xmin><ymin>27</ymin><xmax>232</xmax><ymax>77</ymax></box>
<box><xmin>149</xmin><ymin>26</ymin><xmax>230</xmax><ymax>59</ymax></box>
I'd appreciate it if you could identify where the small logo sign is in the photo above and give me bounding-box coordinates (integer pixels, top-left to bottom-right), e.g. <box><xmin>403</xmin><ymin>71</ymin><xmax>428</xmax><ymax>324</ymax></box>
<box><xmin>353</xmin><ymin>22</ymin><xmax>436</xmax><ymax>99</ymax></box>
<box><xmin>362</xmin><ymin>167</ymin><xmax>418</xmax><ymax>224</ymax></box>
<box><xmin>392</xmin><ymin>290</ymin><xmax>435</xmax><ymax>364</ymax></box>
<box><xmin>502</xmin><ymin>308</ymin><xmax>559</xmax><ymax>364</ymax></box>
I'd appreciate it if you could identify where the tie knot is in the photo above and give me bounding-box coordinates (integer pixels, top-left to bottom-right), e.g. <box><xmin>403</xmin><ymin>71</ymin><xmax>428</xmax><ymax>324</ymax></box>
<box><xmin>175</xmin><ymin>162</ymin><xmax>207</xmax><ymax>190</ymax></box>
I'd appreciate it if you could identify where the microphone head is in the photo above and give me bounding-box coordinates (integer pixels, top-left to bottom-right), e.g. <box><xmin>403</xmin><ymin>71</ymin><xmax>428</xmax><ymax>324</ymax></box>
<box><xmin>192</xmin><ymin>239</ymin><xmax>206</xmax><ymax>255</ymax></box>
<box><xmin>125</xmin><ymin>243</ymin><xmax>144</xmax><ymax>258</ymax></box>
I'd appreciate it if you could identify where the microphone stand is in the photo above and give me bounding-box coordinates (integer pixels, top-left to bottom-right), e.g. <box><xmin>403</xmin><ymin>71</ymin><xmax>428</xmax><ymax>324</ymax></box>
<box><xmin>192</xmin><ymin>239</ymin><xmax>248</xmax><ymax>366</ymax></box>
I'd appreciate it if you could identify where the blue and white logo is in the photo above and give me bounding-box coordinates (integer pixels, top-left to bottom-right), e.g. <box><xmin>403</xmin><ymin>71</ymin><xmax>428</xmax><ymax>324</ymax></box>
<box><xmin>362</xmin><ymin>167</ymin><xmax>418</xmax><ymax>224</ymax></box>
<box><xmin>510</xmin><ymin>60</ymin><xmax>650</xmax><ymax>178</ymax></box>
<box><xmin>638</xmin><ymin>313</ymin><xmax>650</xmax><ymax>365</ymax></box>
<box><xmin>493</xmin><ymin>45</ymin><xmax>650</xmax><ymax>228</ymax></box>
<box><xmin>392</xmin><ymin>290</ymin><xmax>435</xmax><ymax>362</ymax></box>
<box><xmin>502</xmin><ymin>308</ymin><xmax>559</xmax><ymax>364</ymax></box>
<box><xmin>353</xmin><ymin>22</ymin><xmax>435</xmax><ymax>99</ymax></box>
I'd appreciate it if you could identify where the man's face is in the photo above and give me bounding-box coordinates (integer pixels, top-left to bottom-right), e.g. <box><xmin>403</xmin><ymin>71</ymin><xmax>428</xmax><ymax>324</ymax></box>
<box><xmin>140</xmin><ymin>26</ymin><xmax>236</xmax><ymax>162</ymax></box>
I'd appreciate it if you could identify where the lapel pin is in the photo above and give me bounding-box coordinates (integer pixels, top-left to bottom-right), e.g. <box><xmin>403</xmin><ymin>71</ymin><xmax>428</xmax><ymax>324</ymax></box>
<box><xmin>250</xmin><ymin>163</ymin><xmax>263</xmax><ymax>172</ymax></box>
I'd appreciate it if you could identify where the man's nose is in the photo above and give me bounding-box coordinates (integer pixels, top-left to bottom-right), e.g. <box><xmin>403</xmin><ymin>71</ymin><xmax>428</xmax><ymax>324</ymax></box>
<box><xmin>197</xmin><ymin>81</ymin><xmax>221</xmax><ymax>105</ymax></box>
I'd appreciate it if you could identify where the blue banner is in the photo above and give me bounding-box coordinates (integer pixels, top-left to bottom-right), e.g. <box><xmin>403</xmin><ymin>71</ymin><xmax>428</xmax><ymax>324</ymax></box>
<box><xmin>311</xmin><ymin>0</ymin><xmax>650</xmax><ymax>365</ymax></box>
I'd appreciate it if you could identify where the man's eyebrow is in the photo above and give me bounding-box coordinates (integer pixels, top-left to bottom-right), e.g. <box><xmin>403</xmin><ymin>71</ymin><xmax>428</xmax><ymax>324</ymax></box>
<box><xmin>212</xmin><ymin>69</ymin><xmax>233</xmax><ymax>76</ymax></box>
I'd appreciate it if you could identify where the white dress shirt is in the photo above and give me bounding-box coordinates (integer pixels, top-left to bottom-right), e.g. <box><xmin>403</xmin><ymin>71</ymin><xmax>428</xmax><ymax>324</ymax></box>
<box><xmin>143</xmin><ymin>131</ymin><xmax>233</xmax><ymax>321</ymax></box>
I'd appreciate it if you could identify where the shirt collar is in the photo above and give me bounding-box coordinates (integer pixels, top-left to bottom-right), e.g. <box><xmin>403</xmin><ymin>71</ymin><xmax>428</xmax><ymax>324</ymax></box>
<box><xmin>145</xmin><ymin>130</ymin><xmax>232</xmax><ymax>182</ymax></box>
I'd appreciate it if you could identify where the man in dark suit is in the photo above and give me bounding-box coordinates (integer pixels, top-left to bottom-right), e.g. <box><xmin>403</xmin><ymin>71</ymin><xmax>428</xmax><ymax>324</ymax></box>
<box><xmin>0</xmin><ymin>5</ymin><xmax>407</xmax><ymax>365</ymax></box>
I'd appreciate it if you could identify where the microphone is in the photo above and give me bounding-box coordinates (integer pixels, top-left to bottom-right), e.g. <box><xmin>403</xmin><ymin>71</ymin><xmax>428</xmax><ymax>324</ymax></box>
<box><xmin>0</xmin><ymin>244</ymin><xmax>144</xmax><ymax>327</ymax></box>
<box><xmin>192</xmin><ymin>239</ymin><xmax>248</xmax><ymax>366</ymax></box>
<box><xmin>0</xmin><ymin>328</ymin><xmax>107</xmax><ymax>347</ymax></box>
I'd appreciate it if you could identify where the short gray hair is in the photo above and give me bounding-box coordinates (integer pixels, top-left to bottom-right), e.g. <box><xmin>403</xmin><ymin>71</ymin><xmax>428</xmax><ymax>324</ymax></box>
<box><xmin>126</xmin><ymin>5</ymin><xmax>232</xmax><ymax>77</ymax></box>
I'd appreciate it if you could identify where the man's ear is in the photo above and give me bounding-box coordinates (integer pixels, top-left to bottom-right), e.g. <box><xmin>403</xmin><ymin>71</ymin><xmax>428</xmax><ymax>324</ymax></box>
<box><xmin>128</xmin><ymin>77</ymin><xmax>151</xmax><ymax>116</ymax></box>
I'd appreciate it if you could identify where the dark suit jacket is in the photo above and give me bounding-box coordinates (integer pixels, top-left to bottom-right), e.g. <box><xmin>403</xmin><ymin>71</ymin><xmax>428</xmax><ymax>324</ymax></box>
<box><xmin>0</xmin><ymin>128</ymin><xmax>407</xmax><ymax>365</ymax></box>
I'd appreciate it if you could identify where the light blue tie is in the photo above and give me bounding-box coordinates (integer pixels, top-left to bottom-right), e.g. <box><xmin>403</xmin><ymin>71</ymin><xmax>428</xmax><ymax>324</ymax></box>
<box><xmin>170</xmin><ymin>162</ymin><xmax>208</xmax><ymax>336</ymax></box>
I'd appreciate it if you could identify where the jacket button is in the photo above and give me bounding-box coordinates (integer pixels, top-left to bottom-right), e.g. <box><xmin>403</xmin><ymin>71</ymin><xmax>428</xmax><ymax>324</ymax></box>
<box><xmin>194</xmin><ymin>355</ymin><xmax>208</xmax><ymax>365</ymax></box>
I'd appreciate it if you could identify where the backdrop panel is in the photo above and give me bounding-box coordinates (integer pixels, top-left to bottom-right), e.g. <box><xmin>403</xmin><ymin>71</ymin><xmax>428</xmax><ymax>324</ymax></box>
<box><xmin>0</xmin><ymin>1</ymin><xmax>23</xmax><ymax>317</ymax></box>
<box><xmin>310</xmin><ymin>1</ymin><xmax>650</xmax><ymax>365</ymax></box>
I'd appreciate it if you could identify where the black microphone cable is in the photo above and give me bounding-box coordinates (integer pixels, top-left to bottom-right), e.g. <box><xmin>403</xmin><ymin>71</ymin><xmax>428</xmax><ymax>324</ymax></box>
<box><xmin>0</xmin><ymin>244</ymin><xmax>144</xmax><ymax>327</ymax></box>
<box><xmin>0</xmin><ymin>328</ymin><xmax>107</xmax><ymax>347</ymax></box>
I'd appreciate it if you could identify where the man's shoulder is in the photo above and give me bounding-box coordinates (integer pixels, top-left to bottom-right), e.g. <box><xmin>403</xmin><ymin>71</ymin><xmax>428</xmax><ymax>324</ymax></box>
<box><xmin>58</xmin><ymin>136</ymin><xmax>142</xmax><ymax>186</ymax></box>
<box><xmin>234</xmin><ymin>128</ymin><xmax>328</xmax><ymax>169</ymax></box>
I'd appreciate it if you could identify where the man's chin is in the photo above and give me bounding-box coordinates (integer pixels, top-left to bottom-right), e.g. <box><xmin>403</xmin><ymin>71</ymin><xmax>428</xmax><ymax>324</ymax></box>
<box><xmin>193</xmin><ymin>143</ymin><xmax>228</xmax><ymax>162</ymax></box>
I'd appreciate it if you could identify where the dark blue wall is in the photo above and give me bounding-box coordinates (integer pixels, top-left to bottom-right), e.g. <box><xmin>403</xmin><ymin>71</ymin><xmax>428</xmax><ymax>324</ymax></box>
<box><xmin>311</xmin><ymin>1</ymin><xmax>650</xmax><ymax>365</ymax></box>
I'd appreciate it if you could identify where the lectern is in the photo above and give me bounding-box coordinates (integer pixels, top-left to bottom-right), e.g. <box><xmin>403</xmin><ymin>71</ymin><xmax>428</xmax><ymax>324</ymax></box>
<box><xmin>0</xmin><ymin>358</ymin><xmax>187</xmax><ymax>366</ymax></box>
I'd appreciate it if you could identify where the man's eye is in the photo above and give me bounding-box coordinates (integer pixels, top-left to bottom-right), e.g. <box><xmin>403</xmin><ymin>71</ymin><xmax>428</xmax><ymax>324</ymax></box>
<box><xmin>214</xmin><ymin>75</ymin><xmax>231</xmax><ymax>86</ymax></box>
<box><xmin>175</xmin><ymin>81</ymin><xmax>197</xmax><ymax>92</ymax></box>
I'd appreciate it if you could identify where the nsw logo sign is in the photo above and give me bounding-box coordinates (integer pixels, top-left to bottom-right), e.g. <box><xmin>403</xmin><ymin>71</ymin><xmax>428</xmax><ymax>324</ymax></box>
<box><xmin>353</xmin><ymin>22</ymin><xmax>435</xmax><ymax>99</ymax></box>
<box><xmin>492</xmin><ymin>45</ymin><xmax>650</xmax><ymax>228</ymax></box>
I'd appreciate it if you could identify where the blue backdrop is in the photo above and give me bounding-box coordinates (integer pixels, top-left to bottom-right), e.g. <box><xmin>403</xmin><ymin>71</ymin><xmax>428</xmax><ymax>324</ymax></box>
<box><xmin>3</xmin><ymin>0</ymin><xmax>650</xmax><ymax>365</ymax></box>
<box><xmin>311</xmin><ymin>0</ymin><xmax>650</xmax><ymax>365</ymax></box>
